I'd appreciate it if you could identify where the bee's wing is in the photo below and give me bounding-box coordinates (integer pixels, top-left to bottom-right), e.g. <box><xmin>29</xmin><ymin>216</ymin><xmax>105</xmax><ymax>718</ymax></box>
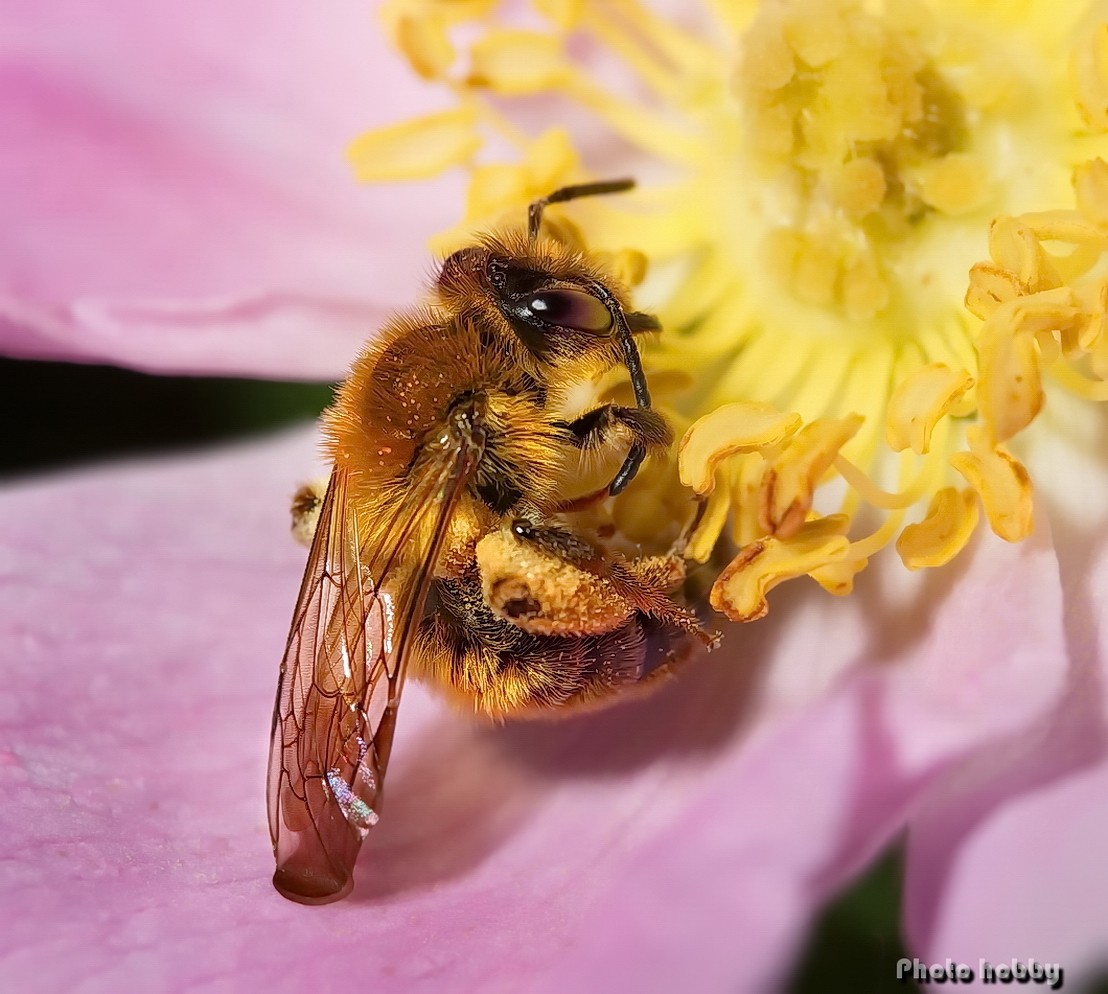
<box><xmin>267</xmin><ymin>435</ymin><xmax>480</xmax><ymax>905</ymax></box>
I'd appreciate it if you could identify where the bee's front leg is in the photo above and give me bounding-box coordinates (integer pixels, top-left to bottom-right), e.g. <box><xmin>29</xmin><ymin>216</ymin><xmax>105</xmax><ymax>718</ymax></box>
<box><xmin>555</xmin><ymin>404</ymin><xmax>672</xmax><ymax>495</ymax></box>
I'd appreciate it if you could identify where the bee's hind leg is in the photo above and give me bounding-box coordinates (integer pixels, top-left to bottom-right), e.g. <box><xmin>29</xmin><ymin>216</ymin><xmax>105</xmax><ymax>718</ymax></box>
<box><xmin>506</xmin><ymin>516</ymin><xmax>604</xmax><ymax>569</ymax></box>
<box><xmin>507</xmin><ymin>512</ymin><xmax>714</xmax><ymax>647</ymax></box>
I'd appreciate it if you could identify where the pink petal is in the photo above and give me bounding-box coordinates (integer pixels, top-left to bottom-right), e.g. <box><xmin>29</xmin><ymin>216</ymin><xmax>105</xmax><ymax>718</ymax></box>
<box><xmin>905</xmin><ymin>397</ymin><xmax>1108</xmax><ymax>984</ymax></box>
<box><xmin>1</xmin><ymin>1</ymin><xmax>460</xmax><ymax>379</ymax></box>
<box><xmin>0</xmin><ymin>433</ymin><xmax>1067</xmax><ymax>992</ymax></box>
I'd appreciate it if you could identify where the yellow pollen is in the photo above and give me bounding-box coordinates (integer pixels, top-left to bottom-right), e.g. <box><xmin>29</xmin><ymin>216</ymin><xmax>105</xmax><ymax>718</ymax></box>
<box><xmin>734</xmin><ymin>0</ymin><xmax>993</xmax><ymax>324</ymax></box>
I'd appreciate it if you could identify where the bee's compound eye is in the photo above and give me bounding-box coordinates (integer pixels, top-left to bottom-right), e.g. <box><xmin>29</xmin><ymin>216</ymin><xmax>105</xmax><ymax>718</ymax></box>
<box><xmin>527</xmin><ymin>289</ymin><xmax>613</xmax><ymax>334</ymax></box>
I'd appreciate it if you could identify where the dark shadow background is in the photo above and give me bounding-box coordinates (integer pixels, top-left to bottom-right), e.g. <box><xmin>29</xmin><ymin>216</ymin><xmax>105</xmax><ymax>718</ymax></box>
<box><xmin>0</xmin><ymin>357</ymin><xmax>332</xmax><ymax>478</ymax></box>
<box><xmin>1</xmin><ymin>355</ymin><xmax>924</xmax><ymax>992</ymax></box>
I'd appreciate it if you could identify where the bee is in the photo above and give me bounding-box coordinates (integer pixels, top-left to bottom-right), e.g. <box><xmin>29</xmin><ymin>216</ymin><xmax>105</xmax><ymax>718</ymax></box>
<box><xmin>267</xmin><ymin>180</ymin><xmax>714</xmax><ymax>906</ymax></box>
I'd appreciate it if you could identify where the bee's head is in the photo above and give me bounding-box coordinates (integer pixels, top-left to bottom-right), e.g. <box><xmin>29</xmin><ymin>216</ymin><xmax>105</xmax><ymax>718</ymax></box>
<box><xmin>437</xmin><ymin>243</ymin><xmax>624</xmax><ymax>365</ymax></box>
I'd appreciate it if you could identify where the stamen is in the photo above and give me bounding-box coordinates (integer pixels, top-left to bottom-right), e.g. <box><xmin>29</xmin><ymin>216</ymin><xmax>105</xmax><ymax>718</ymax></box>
<box><xmin>1049</xmin><ymin>360</ymin><xmax>1108</xmax><ymax>402</ymax></box>
<box><xmin>608</xmin><ymin>0</ymin><xmax>724</xmax><ymax>76</ymax></box>
<box><xmin>897</xmin><ymin>487</ymin><xmax>980</xmax><ymax>570</ymax></box>
<box><xmin>710</xmin><ymin>516</ymin><xmax>851</xmax><ymax>623</ymax></box>
<box><xmin>559</xmin><ymin>73</ymin><xmax>706</xmax><ymax>162</ymax></box>
<box><xmin>838</xmin><ymin>509</ymin><xmax>905</xmax><ymax>565</ymax></box>
<box><xmin>886</xmin><ymin>364</ymin><xmax>974</xmax><ymax>456</ymax></box>
<box><xmin>759</xmin><ymin>415</ymin><xmax>863</xmax><ymax>539</ymax></box>
<box><xmin>533</xmin><ymin>0</ymin><xmax>583</xmax><ymax>31</ymax></box>
<box><xmin>950</xmin><ymin>426</ymin><xmax>1034</xmax><ymax>543</ymax></box>
<box><xmin>678</xmin><ymin>402</ymin><xmax>803</xmax><ymax>495</ymax></box>
<box><xmin>347</xmin><ymin>108</ymin><xmax>480</xmax><ymax>181</ymax></box>
<box><xmin>833</xmin><ymin>455</ymin><xmax>930</xmax><ymax>511</ymax></box>
<box><xmin>396</xmin><ymin>13</ymin><xmax>455</xmax><ymax>80</ymax></box>
<box><xmin>579</xmin><ymin>7</ymin><xmax>685</xmax><ymax>100</ymax></box>
<box><xmin>353</xmin><ymin>0</ymin><xmax>1108</xmax><ymax>618</ymax></box>
<box><xmin>467</xmin><ymin>30</ymin><xmax>567</xmax><ymax>94</ymax></box>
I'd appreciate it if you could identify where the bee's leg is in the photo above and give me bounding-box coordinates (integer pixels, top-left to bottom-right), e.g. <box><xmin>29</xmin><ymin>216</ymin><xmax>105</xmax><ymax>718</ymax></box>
<box><xmin>507</xmin><ymin>517</ymin><xmax>603</xmax><ymax>569</ymax></box>
<box><xmin>555</xmin><ymin>404</ymin><xmax>672</xmax><ymax>495</ymax></box>
<box><xmin>508</xmin><ymin>514</ymin><xmax>713</xmax><ymax>645</ymax></box>
<box><xmin>290</xmin><ymin>477</ymin><xmax>328</xmax><ymax>547</ymax></box>
<box><xmin>669</xmin><ymin>494</ymin><xmax>710</xmax><ymax>558</ymax></box>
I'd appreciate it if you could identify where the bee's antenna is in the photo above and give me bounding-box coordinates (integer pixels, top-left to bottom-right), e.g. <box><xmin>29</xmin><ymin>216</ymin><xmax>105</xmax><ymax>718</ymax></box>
<box><xmin>527</xmin><ymin>178</ymin><xmax>635</xmax><ymax>241</ymax></box>
<box><xmin>585</xmin><ymin>278</ymin><xmax>653</xmax><ymax>495</ymax></box>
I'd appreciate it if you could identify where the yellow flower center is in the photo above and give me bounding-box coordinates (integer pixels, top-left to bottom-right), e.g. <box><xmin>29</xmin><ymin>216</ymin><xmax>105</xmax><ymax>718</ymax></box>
<box><xmin>737</xmin><ymin>0</ymin><xmax>988</xmax><ymax>324</ymax></box>
<box><xmin>350</xmin><ymin>0</ymin><xmax>1108</xmax><ymax>622</ymax></box>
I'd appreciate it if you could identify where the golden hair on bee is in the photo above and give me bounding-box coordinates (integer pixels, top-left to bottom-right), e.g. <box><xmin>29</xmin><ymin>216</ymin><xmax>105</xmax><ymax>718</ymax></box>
<box><xmin>267</xmin><ymin>179</ymin><xmax>714</xmax><ymax>907</ymax></box>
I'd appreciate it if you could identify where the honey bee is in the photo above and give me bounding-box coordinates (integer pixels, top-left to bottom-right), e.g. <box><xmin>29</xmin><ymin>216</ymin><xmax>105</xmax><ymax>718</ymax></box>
<box><xmin>267</xmin><ymin>180</ymin><xmax>714</xmax><ymax>906</ymax></box>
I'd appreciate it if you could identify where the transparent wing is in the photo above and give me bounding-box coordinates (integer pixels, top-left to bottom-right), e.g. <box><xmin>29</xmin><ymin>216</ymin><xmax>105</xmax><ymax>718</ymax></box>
<box><xmin>267</xmin><ymin>433</ymin><xmax>479</xmax><ymax>905</ymax></box>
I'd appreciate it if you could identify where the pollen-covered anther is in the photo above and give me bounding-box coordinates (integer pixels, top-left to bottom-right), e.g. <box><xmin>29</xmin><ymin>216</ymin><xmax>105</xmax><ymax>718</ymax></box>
<box><xmin>809</xmin><ymin>555</ymin><xmax>869</xmax><ymax>597</ymax></box>
<box><xmin>679</xmin><ymin>402</ymin><xmax>803</xmax><ymax>495</ymax></box>
<box><xmin>729</xmin><ymin>0</ymin><xmax>998</xmax><ymax>321</ymax></box>
<box><xmin>913</xmin><ymin>153</ymin><xmax>990</xmax><ymax>216</ymax></box>
<box><xmin>381</xmin><ymin>0</ymin><xmax>498</xmax><ymax>49</ymax></box>
<box><xmin>464</xmin><ymin>133</ymin><xmax>577</xmax><ymax>224</ymax></box>
<box><xmin>912</xmin><ymin>152</ymin><xmax>992</xmax><ymax>214</ymax></box>
<box><xmin>347</xmin><ymin>108</ymin><xmax>480</xmax><ymax>182</ymax></box>
<box><xmin>965</xmin><ymin>263</ymin><xmax>1023</xmax><ymax>320</ymax></box>
<box><xmin>595</xmin><ymin>248</ymin><xmax>648</xmax><ymax>288</ymax></box>
<box><xmin>950</xmin><ymin>426</ymin><xmax>1033</xmax><ymax>543</ymax></box>
<box><xmin>986</xmin><ymin>216</ymin><xmax>1062</xmax><ymax>294</ymax></box>
<box><xmin>467</xmin><ymin>30</ymin><xmax>567</xmax><ymax>94</ymax></box>
<box><xmin>886</xmin><ymin>364</ymin><xmax>974</xmax><ymax>456</ymax></box>
<box><xmin>758</xmin><ymin>415</ymin><xmax>863</xmax><ymax>540</ymax></box>
<box><xmin>1074</xmin><ymin>281</ymin><xmax>1108</xmax><ymax>360</ymax></box>
<box><xmin>429</xmin><ymin>130</ymin><xmax>582</xmax><ymax>254</ymax></box>
<box><xmin>896</xmin><ymin>487</ymin><xmax>980</xmax><ymax>570</ymax></box>
<box><xmin>685</xmin><ymin>478</ymin><xmax>732</xmax><ymax>565</ymax></box>
<box><xmin>977</xmin><ymin>288</ymin><xmax>1078</xmax><ymax>444</ymax></box>
<box><xmin>710</xmin><ymin>516</ymin><xmax>851</xmax><ymax>624</ymax></box>
<box><xmin>396</xmin><ymin>13</ymin><xmax>455</xmax><ymax>80</ymax></box>
<box><xmin>1020</xmin><ymin>209</ymin><xmax>1105</xmax><ymax>247</ymax></box>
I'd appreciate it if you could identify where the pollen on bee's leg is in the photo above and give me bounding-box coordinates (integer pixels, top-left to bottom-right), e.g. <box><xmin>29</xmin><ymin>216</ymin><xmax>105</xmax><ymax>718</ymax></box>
<box><xmin>475</xmin><ymin>530</ymin><xmax>632</xmax><ymax>636</ymax></box>
<box><xmin>489</xmin><ymin>577</ymin><xmax>543</xmax><ymax>621</ymax></box>
<box><xmin>290</xmin><ymin>478</ymin><xmax>328</xmax><ymax>548</ymax></box>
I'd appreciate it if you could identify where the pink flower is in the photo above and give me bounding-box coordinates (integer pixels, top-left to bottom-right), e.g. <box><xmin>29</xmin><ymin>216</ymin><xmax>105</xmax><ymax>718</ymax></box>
<box><xmin>1</xmin><ymin>1</ymin><xmax>1104</xmax><ymax>991</ymax></box>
